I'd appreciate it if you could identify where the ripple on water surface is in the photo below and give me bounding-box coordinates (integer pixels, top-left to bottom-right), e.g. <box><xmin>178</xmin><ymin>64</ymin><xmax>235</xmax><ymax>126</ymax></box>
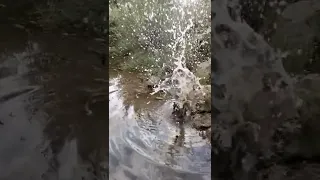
<box><xmin>109</xmin><ymin>75</ymin><xmax>211</xmax><ymax>180</ymax></box>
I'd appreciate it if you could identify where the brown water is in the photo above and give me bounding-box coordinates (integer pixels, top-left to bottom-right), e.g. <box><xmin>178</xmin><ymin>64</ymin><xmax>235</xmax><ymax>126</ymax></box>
<box><xmin>0</xmin><ymin>24</ymin><xmax>211</xmax><ymax>180</ymax></box>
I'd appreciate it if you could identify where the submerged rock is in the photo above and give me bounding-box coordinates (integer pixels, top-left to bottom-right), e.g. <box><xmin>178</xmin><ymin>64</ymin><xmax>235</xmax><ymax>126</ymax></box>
<box><xmin>171</xmin><ymin>84</ymin><xmax>211</xmax><ymax>132</ymax></box>
<box><xmin>186</xmin><ymin>85</ymin><xmax>211</xmax><ymax>113</ymax></box>
<box><xmin>145</xmin><ymin>75</ymin><xmax>160</xmax><ymax>91</ymax></box>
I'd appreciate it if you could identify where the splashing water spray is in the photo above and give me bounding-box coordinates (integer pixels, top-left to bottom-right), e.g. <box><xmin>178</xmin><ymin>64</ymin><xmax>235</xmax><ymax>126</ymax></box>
<box><xmin>150</xmin><ymin>0</ymin><xmax>209</xmax><ymax>103</ymax></box>
<box><xmin>212</xmin><ymin>0</ymin><xmax>299</xmax><ymax>122</ymax></box>
<box><xmin>112</xmin><ymin>0</ymin><xmax>211</xmax><ymax>102</ymax></box>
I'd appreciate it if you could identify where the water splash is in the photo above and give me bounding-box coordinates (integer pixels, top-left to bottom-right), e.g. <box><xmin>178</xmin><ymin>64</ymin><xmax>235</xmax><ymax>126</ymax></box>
<box><xmin>111</xmin><ymin>0</ymin><xmax>210</xmax><ymax>102</ymax></box>
<box><xmin>149</xmin><ymin>0</ymin><xmax>210</xmax><ymax>102</ymax></box>
<box><xmin>109</xmin><ymin>1</ymin><xmax>212</xmax><ymax>178</ymax></box>
<box><xmin>212</xmin><ymin>0</ymin><xmax>297</xmax><ymax>120</ymax></box>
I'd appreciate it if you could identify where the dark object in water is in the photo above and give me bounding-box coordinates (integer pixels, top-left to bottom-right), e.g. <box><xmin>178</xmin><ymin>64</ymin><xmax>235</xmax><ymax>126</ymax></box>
<box><xmin>172</xmin><ymin>102</ymin><xmax>182</xmax><ymax>117</ymax></box>
<box><xmin>0</xmin><ymin>120</ymin><xmax>3</xmax><ymax>125</ymax></box>
<box><xmin>172</xmin><ymin>102</ymin><xmax>191</xmax><ymax>124</ymax></box>
<box><xmin>147</xmin><ymin>84</ymin><xmax>153</xmax><ymax>91</ymax></box>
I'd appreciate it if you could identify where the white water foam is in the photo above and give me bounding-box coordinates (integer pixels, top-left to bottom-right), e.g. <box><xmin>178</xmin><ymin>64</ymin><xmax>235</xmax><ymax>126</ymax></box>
<box><xmin>151</xmin><ymin>0</ymin><xmax>210</xmax><ymax>102</ymax></box>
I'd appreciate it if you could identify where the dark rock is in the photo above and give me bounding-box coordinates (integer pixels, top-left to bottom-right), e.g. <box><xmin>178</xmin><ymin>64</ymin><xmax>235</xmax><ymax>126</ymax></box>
<box><xmin>192</xmin><ymin>113</ymin><xmax>211</xmax><ymax>130</ymax></box>
<box><xmin>172</xmin><ymin>102</ymin><xmax>192</xmax><ymax>124</ymax></box>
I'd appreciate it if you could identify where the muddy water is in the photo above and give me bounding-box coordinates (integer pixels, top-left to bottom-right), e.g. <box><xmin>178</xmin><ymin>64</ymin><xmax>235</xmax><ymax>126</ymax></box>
<box><xmin>0</xmin><ymin>24</ymin><xmax>211</xmax><ymax>180</ymax></box>
<box><xmin>109</xmin><ymin>72</ymin><xmax>211</xmax><ymax>180</ymax></box>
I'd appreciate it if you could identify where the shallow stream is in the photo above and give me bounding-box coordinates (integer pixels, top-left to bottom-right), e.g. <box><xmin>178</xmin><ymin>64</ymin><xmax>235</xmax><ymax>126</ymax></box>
<box><xmin>0</xmin><ymin>24</ymin><xmax>211</xmax><ymax>180</ymax></box>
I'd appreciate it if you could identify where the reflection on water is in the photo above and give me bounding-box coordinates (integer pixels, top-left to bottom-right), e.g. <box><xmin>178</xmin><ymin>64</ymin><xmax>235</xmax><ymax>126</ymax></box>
<box><xmin>0</xmin><ymin>25</ymin><xmax>109</xmax><ymax>180</ymax></box>
<box><xmin>0</xmin><ymin>25</ymin><xmax>210</xmax><ymax>180</ymax></box>
<box><xmin>109</xmin><ymin>73</ymin><xmax>211</xmax><ymax>180</ymax></box>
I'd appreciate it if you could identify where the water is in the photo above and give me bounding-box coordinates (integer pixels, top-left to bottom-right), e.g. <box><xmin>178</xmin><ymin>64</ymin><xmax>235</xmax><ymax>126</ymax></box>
<box><xmin>210</xmin><ymin>0</ymin><xmax>320</xmax><ymax>179</ymax></box>
<box><xmin>151</xmin><ymin>0</ymin><xmax>208</xmax><ymax>100</ymax></box>
<box><xmin>0</xmin><ymin>26</ymin><xmax>110</xmax><ymax>179</ymax></box>
<box><xmin>212</xmin><ymin>0</ymin><xmax>297</xmax><ymax>119</ymax></box>
<box><xmin>109</xmin><ymin>0</ymin><xmax>319</xmax><ymax>180</ymax></box>
<box><xmin>1</xmin><ymin>0</ymin><xmax>320</xmax><ymax>179</ymax></box>
<box><xmin>109</xmin><ymin>0</ymin><xmax>211</xmax><ymax>179</ymax></box>
<box><xmin>109</xmin><ymin>73</ymin><xmax>211</xmax><ymax>180</ymax></box>
<box><xmin>111</xmin><ymin>0</ymin><xmax>210</xmax><ymax>100</ymax></box>
<box><xmin>0</xmin><ymin>23</ymin><xmax>211</xmax><ymax>180</ymax></box>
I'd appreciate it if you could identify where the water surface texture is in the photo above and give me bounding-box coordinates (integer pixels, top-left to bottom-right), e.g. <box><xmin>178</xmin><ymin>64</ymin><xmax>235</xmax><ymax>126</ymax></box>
<box><xmin>108</xmin><ymin>72</ymin><xmax>211</xmax><ymax>180</ymax></box>
<box><xmin>211</xmin><ymin>0</ymin><xmax>320</xmax><ymax>180</ymax></box>
<box><xmin>0</xmin><ymin>25</ymin><xmax>109</xmax><ymax>179</ymax></box>
<box><xmin>3</xmin><ymin>0</ymin><xmax>320</xmax><ymax>179</ymax></box>
<box><xmin>0</xmin><ymin>23</ymin><xmax>211</xmax><ymax>180</ymax></box>
<box><xmin>108</xmin><ymin>0</ymin><xmax>212</xmax><ymax>179</ymax></box>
